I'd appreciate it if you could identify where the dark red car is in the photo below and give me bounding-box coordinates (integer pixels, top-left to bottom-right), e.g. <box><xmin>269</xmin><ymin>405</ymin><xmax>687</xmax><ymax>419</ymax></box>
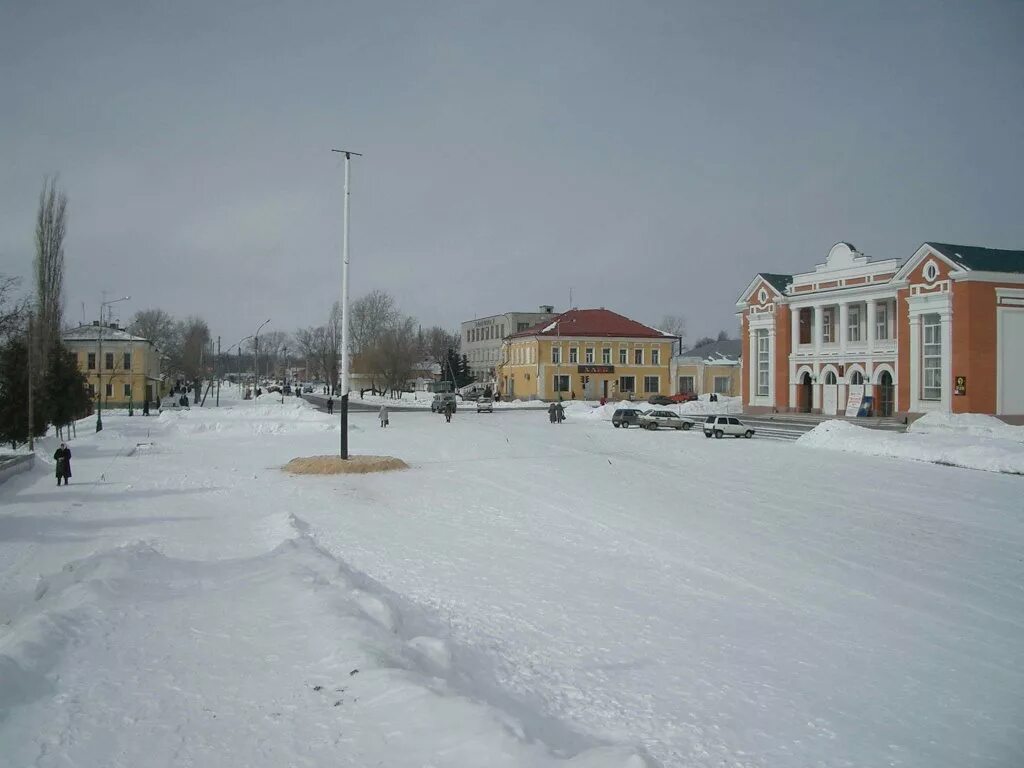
<box><xmin>667</xmin><ymin>392</ymin><xmax>699</xmax><ymax>403</ymax></box>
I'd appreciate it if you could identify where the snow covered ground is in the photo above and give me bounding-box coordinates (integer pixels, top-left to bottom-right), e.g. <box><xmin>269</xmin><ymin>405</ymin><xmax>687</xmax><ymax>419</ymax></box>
<box><xmin>1</xmin><ymin>394</ymin><xmax>1022</xmax><ymax>767</ymax></box>
<box><xmin>798</xmin><ymin>414</ymin><xmax>1024</xmax><ymax>474</ymax></box>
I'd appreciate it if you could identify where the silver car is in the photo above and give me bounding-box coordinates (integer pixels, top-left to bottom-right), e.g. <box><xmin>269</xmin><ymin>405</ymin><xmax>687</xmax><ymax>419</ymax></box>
<box><xmin>476</xmin><ymin>397</ymin><xmax>494</xmax><ymax>413</ymax></box>
<box><xmin>638</xmin><ymin>409</ymin><xmax>695</xmax><ymax>431</ymax></box>
<box><xmin>702</xmin><ymin>415</ymin><xmax>755</xmax><ymax>439</ymax></box>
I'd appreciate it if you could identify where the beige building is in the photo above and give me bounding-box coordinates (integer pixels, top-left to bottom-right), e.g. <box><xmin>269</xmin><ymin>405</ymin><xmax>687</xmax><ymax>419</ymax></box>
<box><xmin>497</xmin><ymin>308</ymin><xmax>676</xmax><ymax>401</ymax></box>
<box><xmin>671</xmin><ymin>339</ymin><xmax>742</xmax><ymax>397</ymax></box>
<box><xmin>62</xmin><ymin>322</ymin><xmax>163</xmax><ymax>408</ymax></box>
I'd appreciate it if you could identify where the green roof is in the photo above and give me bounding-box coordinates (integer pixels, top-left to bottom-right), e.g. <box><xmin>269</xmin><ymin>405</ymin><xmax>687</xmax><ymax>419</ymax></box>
<box><xmin>927</xmin><ymin>243</ymin><xmax>1024</xmax><ymax>274</ymax></box>
<box><xmin>759</xmin><ymin>273</ymin><xmax>792</xmax><ymax>293</ymax></box>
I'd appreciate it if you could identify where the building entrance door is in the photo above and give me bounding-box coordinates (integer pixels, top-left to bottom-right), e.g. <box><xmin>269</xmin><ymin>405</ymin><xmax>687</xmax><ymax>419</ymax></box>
<box><xmin>602</xmin><ymin>379</ymin><xmax>609</xmax><ymax>399</ymax></box>
<box><xmin>799</xmin><ymin>372</ymin><xmax>812</xmax><ymax>413</ymax></box>
<box><xmin>878</xmin><ymin>371</ymin><xmax>894</xmax><ymax>417</ymax></box>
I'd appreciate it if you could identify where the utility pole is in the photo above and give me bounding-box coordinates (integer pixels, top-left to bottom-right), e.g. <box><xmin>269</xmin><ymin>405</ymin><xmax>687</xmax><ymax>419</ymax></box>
<box><xmin>216</xmin><ymin>336</ymin><xmax>221</xmax><ymax>406</ymax></box>
<box><xmin>332</xmin><ymin>148</ymin><xmax>361</xmax><ymax>459</ymax></box>
<box><xmin>27</xmin><ymin>311</ymin><xmax>34</xmax><ymax>451</ymax></box>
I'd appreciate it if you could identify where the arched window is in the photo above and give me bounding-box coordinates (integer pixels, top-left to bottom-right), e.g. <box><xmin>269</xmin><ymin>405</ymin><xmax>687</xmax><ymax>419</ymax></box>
<box><xmin>824</xmin><ymin>371</ymin><xmax>837</xmax><ymax>385</ymax></box>
<box><xmin>850</xmin><ymin>371</ymin><xmax>864</xmax><ymax>385</ymax></box>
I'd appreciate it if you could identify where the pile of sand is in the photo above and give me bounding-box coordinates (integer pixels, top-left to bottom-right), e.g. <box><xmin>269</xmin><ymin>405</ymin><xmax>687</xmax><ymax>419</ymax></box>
<box><xmin>283</xmin><ymin>455</ymin><xmax>408</xmax><ymax>475</ymax></box>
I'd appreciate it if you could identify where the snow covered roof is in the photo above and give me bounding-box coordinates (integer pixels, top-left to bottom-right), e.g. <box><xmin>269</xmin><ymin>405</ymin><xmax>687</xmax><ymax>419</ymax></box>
<box><xmin>511</xmin><ymin>308</ymin><xmax>675</xmax><ymax>340</ymax></box>
<box><xmin>62</xmin><ymin>323</ymin><xmax>152</xmax><ymax>344</ymax></box>
<box><xmin>677</xmin><ymin>338</ymin><xmax>742</xmax><ymax>363</ymax></box>
<box><xmin>925</xmin><ymin>242</ymin><xmax>1024</xmax><ymax>274</ymax></box>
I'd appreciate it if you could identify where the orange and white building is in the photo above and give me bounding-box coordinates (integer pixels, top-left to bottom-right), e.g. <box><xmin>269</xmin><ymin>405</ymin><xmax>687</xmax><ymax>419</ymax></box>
<box><xmin>737</xmin><ymin>241</ymin><xmax>1024</xmax><ymax>420</ymax></box>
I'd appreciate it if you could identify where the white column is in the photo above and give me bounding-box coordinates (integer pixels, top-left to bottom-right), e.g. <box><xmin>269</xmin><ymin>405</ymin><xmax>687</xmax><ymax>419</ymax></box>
<box><xmin>839</xmin><ymin>302</ymin><xmax>849</xmax><ymax>354</ymax></box>
<box><xmin>908</xmin><ymin>313</ymin><xmax>921</xmax><ymax>411</ymax></box>
<box><xmin>748</xmin><ymin>326</ymin><xmax>757</xmax><ymax>405</ymax></box>
<box><xmin>866</xmin><ymin>298</ymin><xmax>876</xmax><ymax>354</ymax></box>
<box><xmin>941</xmin><ymin>314</ymin><xmax>953</xmax><ymax>413</ymax></box>
<box><xmin>814</xmin><ymin>305</ymin><xmax>823</xmax><ymax>353</ymax></box>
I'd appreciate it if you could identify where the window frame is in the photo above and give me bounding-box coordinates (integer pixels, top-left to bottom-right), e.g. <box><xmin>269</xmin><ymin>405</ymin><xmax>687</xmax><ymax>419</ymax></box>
<box><xmin>552</xmin><ymin>374</ymin><xmax>570</xmax><ymax>393</ymax></box>
<box><xmin>551</xmin><ymin>346</ymin><xmax>561</xmax><ymax>364</ymax></box>
<box><xmin>569</xmin><ymin>347</ymin><xmax>578</xmax><ymax>364</ymax></box>
<box><xmin>679</xmin><ymin>375</ymin><xmax>695</xmax><ymax>393</ymax></box>
<box><xmin>123</xmin><ymin>383</ymin><xmax>132</xmax><ymax>398</ymax></box>
<box><xmin>651</xmin><ymin>348</ymin><xmax>660</xmax><ymax>366</ymax></box>
<box><xmin>922</xmin><ymin>313</ymin><xmax>942</xmax><ymax>400</ymax></box>
<box><xmin>105</xmin><ymin>352</ymin><xmax>115</xmax><ymax>370</ymax></box>
<box><xmin>634</xmin><ymin>348</ymin><xmax>643</xmax><ymax>366</ymax></box>
<box><xmin>643</xmin><ymin>375</ymin><xmax>659</xmax><ymax>394</ymax></box>
<box><xmin>876</xmin><ymin>302</ymin><xmax>889</xmax><ymax>341</ymax></box>
<box><xmin>87</xmin><ymin>352</ymin><xmax>96</xmax><ymax>370</ymax></box>
<box><xmin>123</xmin><ymin>352</ymin><xmax>132</xmax><ymax>370</ymax></box>
<box><xmin>756</xmin><ymin>330</ymin><xmax>770</xmax><ymax>397</ymax></box>
<box><xmin>713</xmin><ymin>376</ymin><xmax>731</xmax><ymax>395</ymax></box>
<box><xmin>618</xmin><ymin>375</ymin><xmax>636</xmax><ymax>393</ymax></box>
<box><xmin>848</xmin><ymin>305</ymin><xmax>861</xmax><ymax>343</ymax></box>
<box><xmin>585</xmin><ymin>347</ymin><xmax>595</xmax><ymax>364</ymax></box>
<box><xmin>619</xmin><ymin>348</ymin><xmax>627</xmax><ymax>365</ymax></box>
<box><xmin>602</xmin><ymin>348</ymin><xmax>611</xmax><ymax>365</ymax></box>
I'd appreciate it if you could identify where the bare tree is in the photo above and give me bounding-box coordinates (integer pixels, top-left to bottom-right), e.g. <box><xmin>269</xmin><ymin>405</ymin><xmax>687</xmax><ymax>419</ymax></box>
<box><xmin>658</xmin><ymin>314</ymin><xmax>686</xmax><ymax>355</ymax></box>
<box><xmin>0</xmin><ymin>274</ymin><xmax>25</xmax><ymax>341</ymax></box>
<box><xmin>129</xmin><ymin>308</ymin><xmax>177</xmax><ymax>352</ymax></box>
<box><xmin>367</xmin><ymin>316</ymin><xmax>419</xmax><ymax>395</ymax></box>
<box><xmin>293</xmin><ymin>326</ymin><xmax>323</xmax><ymax>381</ymax></box>
<box><xmin>717</xmin><ymin>329</ymin><xmax>731</xmax><ymax>341</ymax></box>
<box><xmin>421</xmin><ymin>326</ymin><xmax>460</xmax><ymax>368</ymax></box>
<box><xmin>177</xmin><ymin>316</ymin><xmax>211</xmax><ymax>384</ymax></box>
<box><xmin>34</xmin><ymin>176</ymin><xmax>68</xmax><ymax>362</ymax></box>
<box><xmin>349</xmin><ymin>289</ymin><xmax>399</xmax><ymax>355</ymax></box>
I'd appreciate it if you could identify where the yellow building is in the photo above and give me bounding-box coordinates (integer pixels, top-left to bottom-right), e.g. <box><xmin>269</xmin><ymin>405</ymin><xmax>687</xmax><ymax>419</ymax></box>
<box><xmin>496</xmin><ymin>308</ymin><xmax>677</xmax><ymax>401</ymax></box>
<box><xmin>671</xmin><ymin>339</ymin><xmax>742</xmax><ymax>397</ymax></box>
<box><xmin>62</xmin><ymin>322</ymin><xmax>163</xmax><ymax>408</ymax></box>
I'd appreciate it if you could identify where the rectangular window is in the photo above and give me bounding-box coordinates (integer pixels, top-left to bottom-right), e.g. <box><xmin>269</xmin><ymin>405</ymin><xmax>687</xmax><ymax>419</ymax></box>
<box><xmin>651</xmin><ymin>348</ymin><xmax>660</xmax><ymax>365</ymax></box>
<box><xmin>634</xmin><ymin>349</ymin><xmax>643</xmax><ymax>365</ymax></box>
<box><xmin>922</xmin><ymin>313</ymin><xmax>942</xmax><ymax>400</ymax></box>
<box><xmin>823</xmin><ymin>309</ymin><xmax>834</xmax><ymax>344</ymax></box>
<box><xmin>756</xmin><ymin>329</ymin><xmax>770</xmax><ymax>397</ymax></box>
<box><xmin>569</xmin><ymin>347</ymin><xmax>578</xmax><ymax>364</ymax></box>
<box><xmin>124</xmin><ymin>383</ymin><xmax>132</xmax><ymax>397</ymax></box>
<box><xmin>123</xmin><ymin>352</ymin><xmax>132</xmax><ymax>370</ymax></box>
<box><xmin>602</xmin><ymin>348</ymin><xmax>611</xmax><ymax>364</ymax></box>
<box><xmin>876</xmin><ymin>302</ymin><xmax>889</xmax><ymax>340</ymax></box>
<box><xmin>585</xmin><ymin>347</ymin><xmax>594</xmax><ymax>364</ymax></box>
<box><xmin>619</xmin><ymin>348</ymin><xmax>627</xmax><ymax>365</ymax></box>
<box><xmin>517</xmin><ymin>322</ymin><xmax>529</xmax><ymax>332</ymax></box>
<box><xmin>87</xmin><ymin>352</ymin><xmax>96</xmax><ymax>370</ymax></box>
<box><xmin>679</xmin><ymin>375</ymin><xmax>694</xmax><ymax>393</ymax></box>
<box><xmin>643</xmin><ymin>376</ymin><xmax>659</xmax><ymax>393</ymax></box>
<box><xmin>848</xmin><ymin>305</ymin><xmax>861</xmax><ymax>342</ymax></box>
<box><xmin>500</xmin><ymin>324</ymin><xmax>504</xmax><ymax>337</ymax></box>
<box><xmin>714</xmin><ymin>376</ymin><xmax>731</xmax><ymax>395</ymax></box>
<box><xmin>105</xmin><ymin>382</ymin><xmax>113</xmax><ymax>397</ymax></box>
<box><xmin>799</xmin><ymin>308</ymin><xmax>812</xmax><ymax>345</ymax></box>
<box><xmin>105</xmin><ymin>352</ymin><xmax>114</xmax><ymax>370</ymax></box>
<box><xmin>553</xmin><ymin>374</ymin><xmax>570</xmax><ymax>393</ymax></box>
<box><xmin>87</xmin><ymin>383</ymin><xmax>95</xmax><ymax>397</ymax></box>
<box><xmin>551</xmin><ymin>346</ymin><xmax>561</xmax><ymax>364</ymax></box>
<box><xmin>619</xmin><ymin>375</ymin><xmax>635</xmax><ymax>393</ymax></box>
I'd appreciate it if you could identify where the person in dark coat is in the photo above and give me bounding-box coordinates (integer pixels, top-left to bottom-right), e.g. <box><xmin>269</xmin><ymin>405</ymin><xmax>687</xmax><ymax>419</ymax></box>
<box><xmin>378</xmin><ymin>404</ymin><xmax>389</xmax><ymax>428</ymax></box>
<box><xmin>54</xmin><ymin>443</ymin><xmax>72</xmax><ymax>486</ymax></box>
<box><xmin>555</xmin><ymin>400</ymin><xmax>565</xmax><ymax>423</ymax></box>
<box><xmin>548</xmin><ymin>402</ymin><xmax>557</xmax><ymax>423</ymax></box>
<box><xmin>444</xmin><ymin>400</ymin><xmax>454</xmax><ymax>423</ymax></box>
<box><xmin>327</xmin><ymin>396</ymin><xmax>334</xmax><ymax>415</ymax></box>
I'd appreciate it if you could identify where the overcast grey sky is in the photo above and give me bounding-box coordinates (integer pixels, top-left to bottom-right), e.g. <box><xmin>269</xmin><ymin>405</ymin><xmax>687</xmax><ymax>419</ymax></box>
<box><xmin>2</xmin><ymin>0</ymin><xmax>1022</xmax><ymax>345</ymax></box>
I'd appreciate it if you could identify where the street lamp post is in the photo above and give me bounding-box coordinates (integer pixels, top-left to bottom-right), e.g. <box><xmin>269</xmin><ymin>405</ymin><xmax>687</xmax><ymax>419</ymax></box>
<box><xmin>332</xmin><ymin>148</ymin><xmax>361</xmax><ymax>459</ymax></box>
<box><xmin>96</xmin><ymin>294</ymin><xmax>130</xmax><ymax>432</ymax></box>
<box><xmin>252</xmin><ymin>319</ymin><xmax>270</xmax><ymax>397</ymax></box>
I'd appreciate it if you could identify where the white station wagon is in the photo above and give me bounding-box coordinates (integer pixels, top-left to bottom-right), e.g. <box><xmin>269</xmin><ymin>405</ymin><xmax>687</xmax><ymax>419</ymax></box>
<box><xmin>638</xmin><ymin>410</ymin><xmax>695</xmax><ymax>431</ymax></box>
<box><xmin>703</xmin><ymin>415</ymin><xmax>755</xmax><ymax>439</ymax></box>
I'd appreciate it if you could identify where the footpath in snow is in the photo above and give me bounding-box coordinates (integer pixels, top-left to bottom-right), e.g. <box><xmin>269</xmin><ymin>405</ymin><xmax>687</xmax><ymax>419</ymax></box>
<box><xmin>2</xmin><ymin>393</ymin><xmax>1022</xmax><ymax>767</ymax></box>
<box><xmin>797</xmin><ymin>412</ymin><xmax>1024</xmax><ymax>474</ymax></box>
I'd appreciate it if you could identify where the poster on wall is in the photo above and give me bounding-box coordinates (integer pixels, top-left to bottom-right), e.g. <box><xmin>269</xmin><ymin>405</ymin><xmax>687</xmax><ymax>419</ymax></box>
<box><xmin>857</xmin><ymin>396</ymin><xmax>874</xmax><ymax>417</ymax></box>
<box><xmin>845</xmin><ymin>387</ymin><xmax>864</xmax><ymax>417</ymax></box>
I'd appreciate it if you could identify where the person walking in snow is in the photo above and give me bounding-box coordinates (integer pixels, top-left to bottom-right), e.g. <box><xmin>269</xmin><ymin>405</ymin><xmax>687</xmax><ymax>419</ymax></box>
<box><xmin>378</xmin><ymin>404</ymin><xmax>389</xmax><ymax>428</ymax></box>
<box><xmin>548</xmin><ymin>402</ymin><xmax>556</xmax><ymax>423</ymax></box>
<box><xmin>327</xmin><ymin>396</ymin><xmax>334</xmax><ymax>415</ymax></box>
<box><xmin>53</xmin><ymin>443</ymin><xmax>72</xmax><ymax>486</ymax></box>
<box><xmin>444</xmin><ymin>400</ymin><xmax>454</xmax><ymax>423</ymax></box>
<box><xmin>555</xmin><ymin>400</ymin><xmax>565</xmax><ymax>423</ymax></box>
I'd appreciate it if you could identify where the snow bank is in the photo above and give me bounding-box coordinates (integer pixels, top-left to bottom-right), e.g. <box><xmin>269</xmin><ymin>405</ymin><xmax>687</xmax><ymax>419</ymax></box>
<box><xmin>0</xmin><ymin>532</ymin><xmax>649</xmax><ymax>768</ymax></box>
<box><xmin>159</xmin><ymin>398</ymin><xmax>345</xmax><ymax>436</ymax></box>
<box><xmin>797</xmin><ymin>419</ymin><xmax>1024</xmax><ymax>474</ymax></box>
<box><xmin>909</xmin><ymin>412</ymin><xmax>1024</xmax><ymax>443</ymax></box>
<box><xmin>564</xmin><ymin>394</ymin><xmax>742</xmax><ymax>422</ymax></box>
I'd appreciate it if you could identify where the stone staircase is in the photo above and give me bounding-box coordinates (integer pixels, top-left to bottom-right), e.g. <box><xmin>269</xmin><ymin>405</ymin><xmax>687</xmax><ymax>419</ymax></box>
<box><xmin>742</xmin><ymin>413</ymin><xmax>907</xmax><ymax>442</ymax></box>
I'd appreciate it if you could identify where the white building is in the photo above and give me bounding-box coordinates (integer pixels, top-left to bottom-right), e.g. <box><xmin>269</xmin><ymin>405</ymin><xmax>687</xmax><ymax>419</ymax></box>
<box><xmin>461</xmin><ymin>306</ymin><xmax>555</xmax><ymax>381</ymax></box>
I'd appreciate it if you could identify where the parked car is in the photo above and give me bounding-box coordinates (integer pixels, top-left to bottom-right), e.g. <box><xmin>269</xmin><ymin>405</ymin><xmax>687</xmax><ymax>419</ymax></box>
<box><xmin>638</xmin><ymin>409</ymin><xmax>695</xmax><ymax>430</ymax></box>
<box><xmin>668</xmin><ymin>392</ymin><xmax>699</xmax><ymax>403</ymax></box>
<box><xmin>431</xmin><ymin>393</ymin><xmax>458</xmax><ymax>413</ymax></box>
<box><xmin>476</xmin><ymin>397</ymin><xmax>494</xmax><ymax>413</ymax></box>
<box><xmin>611</xmin><ymin>408</ymin><xmax>643</xmax><ymax>428</ymax></box>
<box><xmin>702</xmin><ymin>415</ymin><xmax>755</xmax><ymax>439</ymax></box>
<box><xmin>647</xmin><ymin>394</ymin><xmax>675</xmax><ymax>406</ymax></box>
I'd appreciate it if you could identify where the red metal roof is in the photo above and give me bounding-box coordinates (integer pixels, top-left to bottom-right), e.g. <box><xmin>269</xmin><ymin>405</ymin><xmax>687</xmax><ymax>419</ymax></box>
<box><xmin>510</xmin><ymin>308</ymin><xmax>673</xmax><ymax>339</ymax></box>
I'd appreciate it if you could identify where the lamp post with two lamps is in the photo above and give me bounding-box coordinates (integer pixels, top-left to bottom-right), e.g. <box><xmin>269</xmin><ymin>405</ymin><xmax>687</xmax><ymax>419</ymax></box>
<box><xmin>252</xmin><ymin>319</ymin><xmax>271</xmax><ymax>397</ymax></box>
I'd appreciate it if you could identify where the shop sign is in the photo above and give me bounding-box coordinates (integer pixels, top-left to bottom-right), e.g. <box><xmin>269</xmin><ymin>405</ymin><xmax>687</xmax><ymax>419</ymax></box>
<box><xmin>578</xmin><ymin>365</ymin><xmax>614</xmax><ymax>374</ymax></box>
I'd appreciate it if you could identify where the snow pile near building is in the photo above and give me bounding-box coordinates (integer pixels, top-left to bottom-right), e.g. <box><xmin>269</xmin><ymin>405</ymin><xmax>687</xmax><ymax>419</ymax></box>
<box><xmin>564</xmin><ymin>395</ymin><xmax>741</xmax><ymax>421</ymax></box>
<box><xmin>0</xmin><ymin>531</ymin><xmax>647</xmax><ymax>768</ymax></box>
<box><xmin>797</xmin><ymin>419</ymin><xmax>1024</xmax><ymax>474</ymax></box>
<box><xmin>909</xmin><ymin>412</ymin><xmax>1024</xmax><ymax>443</ymax></box>
<box><xmin>159</xmin><ymin>398</ymin><xmax>342</xmax><ymax>436</ymax></box>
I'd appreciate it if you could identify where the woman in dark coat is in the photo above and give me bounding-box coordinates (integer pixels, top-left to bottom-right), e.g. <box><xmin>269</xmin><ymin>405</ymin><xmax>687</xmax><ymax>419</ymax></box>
<box><xmin>54</xmin><ymin>442</ymin><xmax>72</xmax><ymax>486</ymax></box>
